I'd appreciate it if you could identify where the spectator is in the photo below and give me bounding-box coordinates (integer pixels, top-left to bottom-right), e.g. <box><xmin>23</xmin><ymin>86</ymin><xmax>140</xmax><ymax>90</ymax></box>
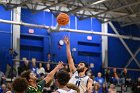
<box><xmin>18</xmin><ymin>60</ymin><xmax>30</xmax><ymax>75</ymax></box>
<box><xmin>111</xmin><ymin>68</ymin><xmax>120</xmax><ymax>85</ymax></box>
<box><xmin>31</xmin><ymin>59</ymin><xmax>37</xmax><ymax>75</ymax></box>
<box><xmin>94</xmin><ymin>72</ymin><xmax>105</xmax><ymax>87</ymax></box>
<box><xmin>47</xmin><ymin>53</ymin><xmax>56</xmax><ymax>69</ymax></box>
<box><xmin>0</xmin><ymin>84</ymin><xmax>7</xmax><ymax>93</ymax></box>
<box><xmin>102</xmin><ymin>83</ymin><xmax>108</xmax><ymax>93</ymax></box>
<box><xmin>6</xmin><ymin>48</ymin><xmax>18</xmax><ymax>78</ymax></box>
<box><xmin>7</xmin><ymin>48</ymin><xmax>18</xmax><ymax>67</ymax></box>
<box><xmin>121</xmin><ymin>68</ymin><xmax>131</xmax><ymax>85</ymax></box>
<box><xmin>45</xmin><ymin>63</ymin><xmax>52</xmax><ymax>74</ymax></box>
<box><xmin>37</xmin><ymin>63</ymin><xmax>45</xmax><ymax>75</ymax></box>
<box><xmin>92</xmin><ymin>82</ymin><xmax>101</xmax><ymax>93</ymax></box>
<box><xmin>47</xmin><ymin>53</ymin><xmax>51</xmax><ymax>62</ymax></box>
<box><xmin>132</xmin><ymin>77</ymin><xmax>140</xmax><ymax>93</ymax></box>
<box><xmin>0</xmin><ymin>70</ymin><xmax>6</xmax><ymax>85</ymax></box>
<box><xmin>108</xmin><ymin>84</ymin><xmax>117</xmax><ymax>93</ymax></box>
<box><xmin>105</xmin><ymin>68</ymin><xmax>110</xmax><ymax>83</ymax></box>
<box><xmin>86</xmin><ymin>67</ymin><xmax>94</xmax><ymax>79</ymax></box>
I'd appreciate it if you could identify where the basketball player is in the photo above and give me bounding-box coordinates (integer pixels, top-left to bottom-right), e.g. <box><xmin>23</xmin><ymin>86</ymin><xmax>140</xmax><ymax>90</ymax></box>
<box><xmin>52</xmin><ymin>70</ymin><xmax>77</xmax><ymax>93</ymax></box>
<box><xmin>64</xmin><ymin>36</ymin><xmax>93</xmax><ymax>93</ymax></box>
<box><xmin>21</xmin><ymin>62</ymin><xmax>63</xmax><ymax>93</ymax></box>
<box><xmin>12</xmin><ymin>77</ymin><xmax>28</xmax><ymax>93</ymax></box>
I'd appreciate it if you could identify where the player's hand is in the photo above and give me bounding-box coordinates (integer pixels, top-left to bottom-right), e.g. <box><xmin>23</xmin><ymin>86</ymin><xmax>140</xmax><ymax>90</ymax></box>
<box><xmin>56</xmin><ymin>61</ymin><xmax>64</xmax><ymax>69</ymax></box>
<box><xmin>63</xmin><ymin>36</ymin><xmax>70</xmax><ymax>45</ymax></box>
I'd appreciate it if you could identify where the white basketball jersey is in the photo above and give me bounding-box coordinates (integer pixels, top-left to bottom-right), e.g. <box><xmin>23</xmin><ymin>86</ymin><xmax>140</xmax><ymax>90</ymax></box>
<box><xmin>69</xmin><ymin>71</ymin><xmax>89</xmax><ymax>93</ymax></box>
<box><xmin>56</xmin><ymin>89</ymin><xmax>77</xmax><ymax>93</ymax></box>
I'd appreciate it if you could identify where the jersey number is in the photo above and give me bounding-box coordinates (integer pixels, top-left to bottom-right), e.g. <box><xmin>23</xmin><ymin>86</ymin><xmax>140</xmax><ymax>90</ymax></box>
<box><xmin>75</xmin><ymin>80</ymin><xmax>80</xmax><ymax>86</ymax></box>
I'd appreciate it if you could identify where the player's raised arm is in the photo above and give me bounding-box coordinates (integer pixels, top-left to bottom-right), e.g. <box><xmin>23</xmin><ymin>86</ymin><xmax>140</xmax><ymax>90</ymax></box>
<box><xmin>44</xmin><ymin>61</ymin><xmax>63</xmax><ymax>84</ymax></box>
<box><xmin>64</xmin><ymin>36</ymin><xmax>76</xmax><ymax>73</ymax></box>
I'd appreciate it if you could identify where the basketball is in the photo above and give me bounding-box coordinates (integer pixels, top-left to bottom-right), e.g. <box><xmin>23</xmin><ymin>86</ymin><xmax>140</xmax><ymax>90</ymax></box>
<box><xmin>57</xmin><ymin>13</ymin><xmax>69</xmax><ymax>26</ymax></box>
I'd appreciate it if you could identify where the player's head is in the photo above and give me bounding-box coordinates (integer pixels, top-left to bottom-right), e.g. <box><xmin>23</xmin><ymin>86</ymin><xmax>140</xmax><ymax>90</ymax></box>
<box><xmin>77</xmin><ymin>61</ymin><xmax>88</xmax><ymax>73</ymax></box>
<box><xmin>67</xmin><ymin>83</ymin><xmax>80</xmax><ymax>93</ymax></box>
<box><xmin>9</xmin><ymin>48</ymin><xmax>13</xmax><ymax>54</ymax></box>
<box><xmin>97</xmin><ymin>72</ymin><xmax>102</xmax><ymax>78</ymax></box>
<box><xmin>12</xmin><ymin>77</ymin><xmax>28</xmax><ymax>93</ymax></box>
<box><xmin>47</xmin><ymin>53</ymin><xmax>51</xmax><ymax>59</ymax></box>
<box><xmin>123</xmin><ymin>68</ymin><xmax>127</xmax><ymax>73</ymax></box>
<box><xmin>21</xmin><ymin>70</ymin><xmax>37</xmax><ymax>83</ymax></box>
<box><xmin>55</xmin><ymin>70</ymin><xmax>70</xmax><ymax>86</ymax></box>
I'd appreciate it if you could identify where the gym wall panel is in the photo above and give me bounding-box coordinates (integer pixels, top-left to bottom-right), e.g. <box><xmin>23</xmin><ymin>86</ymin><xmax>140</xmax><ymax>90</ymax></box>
<box><xmin>77</xmin><ymin>18</ymin><xmax>91</xmax><ymax>30</ymax></box>
<box><xmin>20</xmin><ymin>9</ymin><xmax>50</xmax><ymax>61</ymax></box>
<box><xmin>0</xmin><ymin>33</ymin><xmax>11</xmax><ymax>72</ymax></box>
<box><xmin>108</xmin><ymin>22</ymin><xmax>140</xmax><ymax>79</ymax></box>
<box><xmin>69</xmin><ymin>15</ymin><xmax>76</xmax><ymax>29</ymax></box>
<box><xmin>43</xmin><ymin>36</ymin><xmax>50</xmax><ymax>61</ymax></box>
<box><xmin>92</xmin><ymin>18</ymin><xmax>101</xmax><ymax>32</ymax></box>
<box><xmin>0</xmin><ymin>6</ymin><xmax>12</xmax><ymax>72</ymax></box>
<box><xmin>50</xmin><ymin>32</ymin><xmax>69</xmax><ymax>63</ymax></box>
<box><xmin>128</xmin><ymin>70</ymin><xmax>140</xmax><ymax>80</ymax></box>
<box><xmin>45</xmin><ymin>12</ymin><xmax>53</xmax><ymax>26</ymax></box>
<box><xmin>21</xmin><ymin>26</ymin><xmax>48</xmax><ymax>35</ymax></box>
<box><xmin>20</xmin><ymin>34</ymin><xmax>49</xmax><ymax>61</ymax></box>
<box><xmin>127</xmin><ymin>60</ymin><xmax>139</xmax><ymax>69</ymax></box>
<box><xmin>78</xmin><ymin>41</ymin><xmax>101</xmax><ymax>55</ymax></box>
<box><xmin>21</xmin><ymin>9</ymin><xmax>44</xmax><ymax>24</ymax></box>
<box><xmin>108</xmin><ymin>37</ymin><xmax>131</xmax><ymax>67</ymax></box>
<box><xmin>52</xmin><ymin>14</ymin><xmax>57</xmax><ymax>27</ymax></box>
<box><xmin>0</xmin><ymin>6</ymin><xmax>12</xmax><ymax>32</ymax></box>
<box><xmin>124</xmin><ymin>39</ymin><xmax>140</xmax><ymax>54</ymax></box>
<box><xmin>136</xmin><ymin>52</ymin><xmax>140</xmax><ymax>61</ymax></box>
<box><xmin>20</xmin><ymin>46</ymin><xmax>43</xmax><ymax>61</ymax></box>
<box><xmin>109</xmin><ymin>22</ymin><xmax>140</xmax><ymax>53</ymax></box>
<box><xmin>20</xmin><ymin>37</ymin><xmax>43</xmax><ymax>47</ymax></box>
<box><xmin>21</xmin><ymin>8</ymin><xmax>48</xmax><ymax>35</ymax></box>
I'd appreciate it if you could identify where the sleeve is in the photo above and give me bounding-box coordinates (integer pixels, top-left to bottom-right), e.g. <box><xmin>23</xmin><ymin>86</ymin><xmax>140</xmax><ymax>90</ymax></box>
<box><xmin>37</xmin><ymin>80</ymin><xmax>46</xmax><ymax>89</ymax></box>
<box><xmin>26</xmin><ymin>88</ymin><xmax>31</xmax><ymax>93</ymax></box>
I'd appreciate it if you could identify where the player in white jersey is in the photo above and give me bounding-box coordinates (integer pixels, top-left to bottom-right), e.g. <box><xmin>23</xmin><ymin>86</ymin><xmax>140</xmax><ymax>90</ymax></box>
<box><xmin>56</xmin><ymin>89</ymin><xmax>77</xmax><ymax>93</ymax></box>
<box><xmin>64</xmin><ymin>36</ymin><xmax>93</xmax><ymax>93</ymax></box>
<box><xmin>52</xmin><ymin>70</ymin><xmax>77</xmax><ymax>93</ymax></box>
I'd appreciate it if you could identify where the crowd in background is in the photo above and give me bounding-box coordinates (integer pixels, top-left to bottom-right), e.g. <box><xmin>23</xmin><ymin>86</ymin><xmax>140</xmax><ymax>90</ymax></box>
<box><xmin>0</xmin><ymin>60</ymin><xmax>140</xmax><ymax>93</ymax></box>
<box><xmin>0</xmin><ymin>49</ymin><xmax>140</xmax><ymax>93</ymax></box>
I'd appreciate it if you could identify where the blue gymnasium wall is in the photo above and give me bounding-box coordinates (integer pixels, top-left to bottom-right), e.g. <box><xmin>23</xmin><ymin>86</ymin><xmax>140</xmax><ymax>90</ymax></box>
<box><xmin>20</xmin><ymin>9</ymin><xmax>52</xmax><ymax>61</ymax></box>
<box><xmin>21</xmin><ymin>8</ymin><xmax>102</xmax><ymax>74</ymax></box>
<box><xmin>108</xmin><ymin>22</ymin><xmax>140</xmax><ymax>79</ymax></box>
<box><xmin>0</xmin><ymin>6</ymin><xmax>12</xmax><ymax>72</ymax></box>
